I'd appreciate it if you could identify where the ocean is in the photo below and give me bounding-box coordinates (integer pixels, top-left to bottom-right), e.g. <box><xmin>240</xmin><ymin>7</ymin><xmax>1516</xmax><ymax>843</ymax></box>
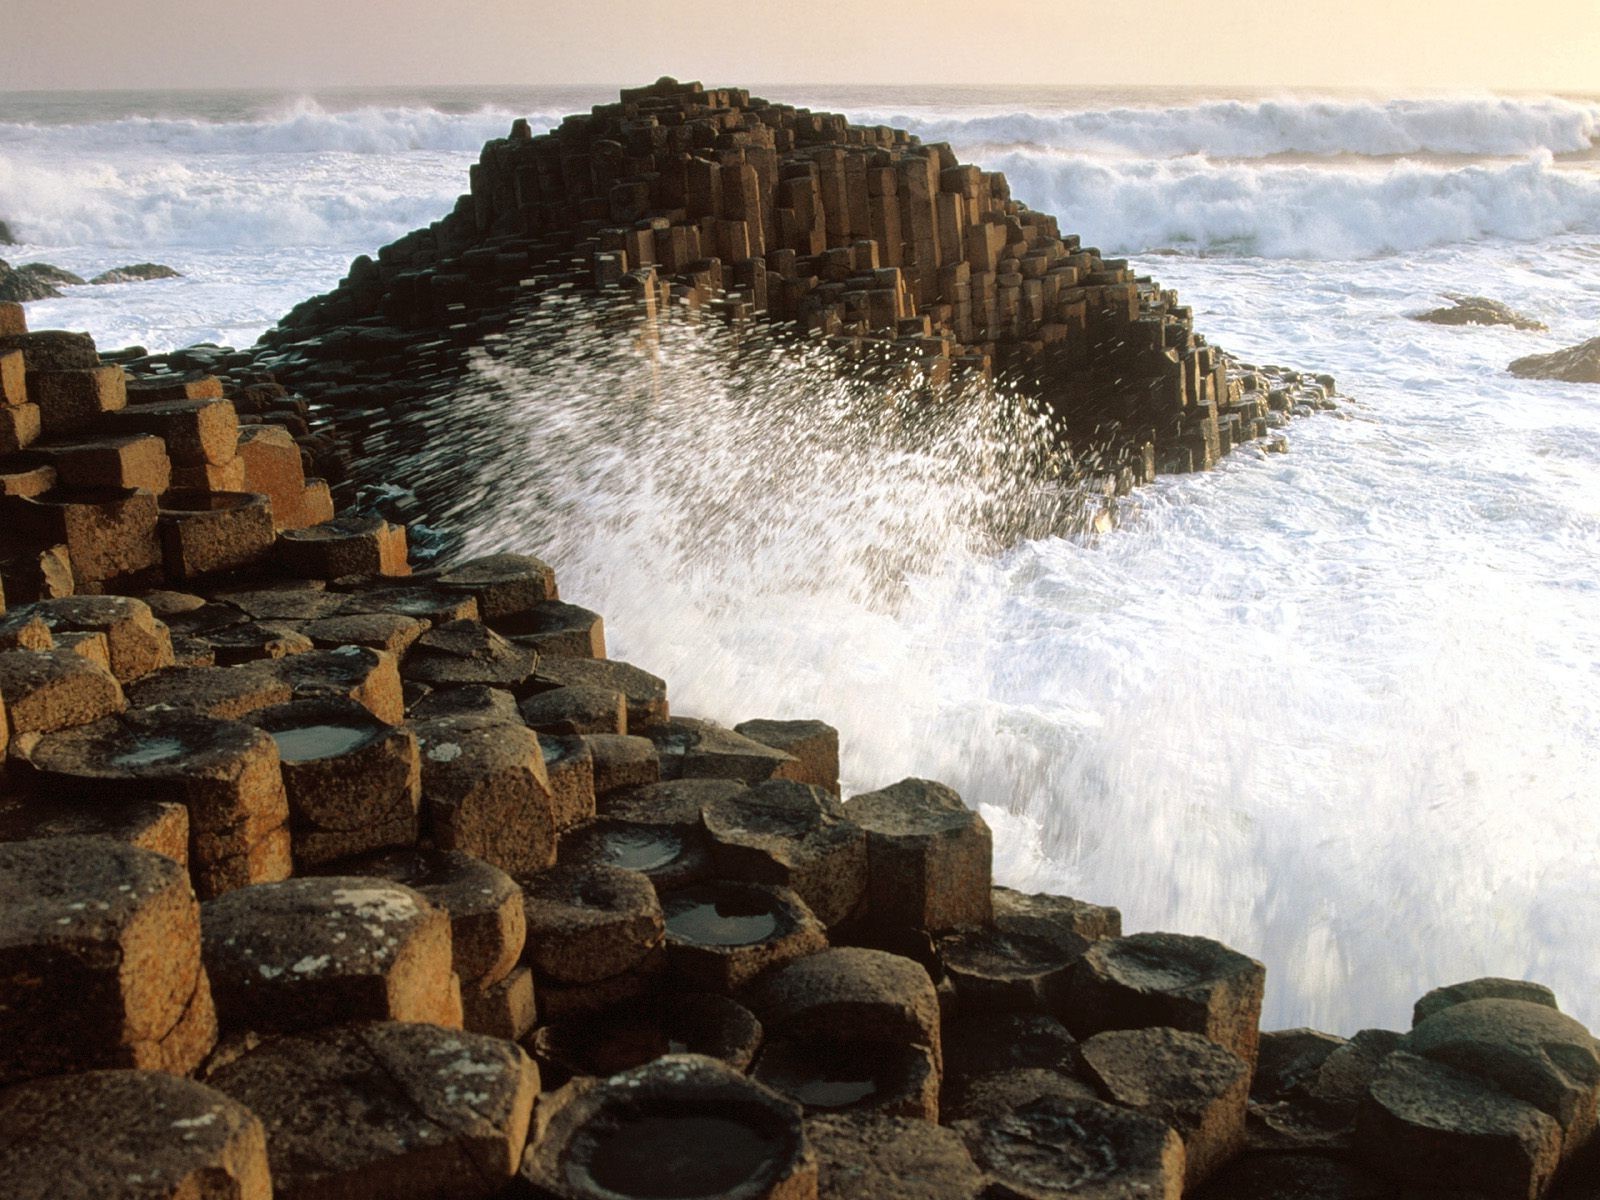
<box><xmin>5</xmin><ymin>83</ymin><xmax>1600</xmax><ymax>1035</ymax></box>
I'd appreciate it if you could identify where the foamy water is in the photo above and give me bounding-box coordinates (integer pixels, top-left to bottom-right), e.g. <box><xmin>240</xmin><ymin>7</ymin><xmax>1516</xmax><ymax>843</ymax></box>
<box><xmin>5</xmin><ymin>85</ymin><xmax>1600</xmax><ymax>1033</ymax></box>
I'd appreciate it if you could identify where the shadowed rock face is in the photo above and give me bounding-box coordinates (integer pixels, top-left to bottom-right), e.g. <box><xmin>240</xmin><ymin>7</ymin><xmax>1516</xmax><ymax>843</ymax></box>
<box><xmin>1510</xmin><ymin>336</ymin><xmax>1600</xmax><ymax>383</ymax></box>
<box><xmin>1412</xmin><ymin>294</ymin><xmax>1546</xmax><ymax>331</ymax></box>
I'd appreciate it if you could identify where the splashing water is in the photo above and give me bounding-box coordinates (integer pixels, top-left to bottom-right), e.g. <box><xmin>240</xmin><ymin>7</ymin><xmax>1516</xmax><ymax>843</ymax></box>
<box><xmin>361</xmin><ymin>290</ymin><xmax>1600</xmax><ymax>1037</ymax></box>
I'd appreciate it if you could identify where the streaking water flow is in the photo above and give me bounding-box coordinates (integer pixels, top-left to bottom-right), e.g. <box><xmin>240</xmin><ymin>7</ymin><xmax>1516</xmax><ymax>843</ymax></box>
<box><xmin>361</xmin><ymin>285</ymin><xmax>1600</xmax><ymax>1036</ymax></box>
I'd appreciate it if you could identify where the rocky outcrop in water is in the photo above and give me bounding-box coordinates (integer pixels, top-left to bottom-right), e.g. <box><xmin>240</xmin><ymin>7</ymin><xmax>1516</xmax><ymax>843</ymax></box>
<box><xmin>1412</xmin><ymin>294</ymin><xmax>1546</xmax><ymax>331</ymax></box>
<box><xmin>0</xmin><ymin>292</ymin><xmax>1595</xmax><ymax>1197</ymax></box>
<box><xmin>256</xmin><ymin>77</ymin><xmax>1335</xmax><ymax>501</ymax></box>
<box><xmin>90</xmin><ymin>263</ymin><xmax>182</xmax><ymax>285</ymax></box>
<box><xmin>1509</xmin><ymin>335</ymin><xmax>1600</xmax><ymax>383</ymax></box>
<box><xmin>0</xmin><ymin>260</ymin><xmax>84</xmax><ymax>303</ymax></box>
<box><xmin>0</xmin><ymin>219</ymin><xmax>15</xmax><ymax>246</ymax></box>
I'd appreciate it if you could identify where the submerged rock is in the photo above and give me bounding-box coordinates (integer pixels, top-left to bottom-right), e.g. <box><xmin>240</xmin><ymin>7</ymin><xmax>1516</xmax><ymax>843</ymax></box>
<box><xmin>0</xmin><ymin>260</ymin><xmax>85</xmax><ymax>302</ymax></box>
<box><xmin>1509</xmin><ymin>336</ymin><xmax>1600</xmax><ymax>383</ymax></box>
<box><xmin>90</xmin><ymin>263</ymin><xmax>182</xmax><ymax>285</ymax></box>
<box><xmin>1412</xmin><ymin>294</ymin><xmax>1546</xmax><ymax>331</ymax></box>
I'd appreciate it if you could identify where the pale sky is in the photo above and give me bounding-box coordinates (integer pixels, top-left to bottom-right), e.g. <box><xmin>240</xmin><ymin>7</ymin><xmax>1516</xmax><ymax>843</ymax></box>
<box><xmin>4</xmin><ymin>0</ymin><xmax>1599</xmax><ymax>93</ymax></box>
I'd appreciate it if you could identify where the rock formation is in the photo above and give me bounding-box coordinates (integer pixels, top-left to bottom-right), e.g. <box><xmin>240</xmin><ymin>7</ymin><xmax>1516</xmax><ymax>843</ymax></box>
<box><xmin>0</xmin><ymin>260</ymin><xmax>84</xmax><ymax>303</ymax></box>
<box><xmin>0</xmin><ymin>83</ymin><xmax>1589</xmax><ymax>1199</ymax></box>
<box><xmin>254</xmin><ymin>76</ymin><xmax>1334</xmax><ymax>510</ymax></box>
<box><xmin>1412</xmin><ymin>294</ymin><xmax>1546</xmax><ymax>331</ymax></box>
<box><xmin>91</xmin><ymin>263</ymin><xmax>183</xmax><ymax>285</ymax></box>
<box><xmin>1510</xmin><ymin>335</ymin><xmax>1600</xmax><ymax>383</ymax></box>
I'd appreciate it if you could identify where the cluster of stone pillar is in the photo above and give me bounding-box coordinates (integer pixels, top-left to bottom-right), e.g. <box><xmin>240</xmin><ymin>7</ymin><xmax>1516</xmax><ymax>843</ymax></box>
<box><xmin>255</xmin><ymin>80</ymin><xmax>1338</xmax><ymax>500</ymax></box>
<box><xmin>0</xmin><ymin>305</ymin><xmax>1594</xmax><ymax>1200</ymax></box>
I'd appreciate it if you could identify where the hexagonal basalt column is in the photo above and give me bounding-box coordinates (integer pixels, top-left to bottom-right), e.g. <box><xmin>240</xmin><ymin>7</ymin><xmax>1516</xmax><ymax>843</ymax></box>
<box><xmin>518</xmin><ymin>684</ymin><xmax>628</xmax><ymax>735</ymax></box>
<box><xmin>703</xmin><ymin>780</ymin><xmax>868</xmax><ymax>928</ymax></box>
<box><xmin>0</xmin><ymin>647</ymin><xmax>124</xmax><ymax>734</ymax></box>
<box><xmin>0</xmin><ymin>1070</ymin><xmax>271</xmax><ymax>1200</ymax></box>
<box><xmin>521</xmin><ymin>1054</ymin><xmax>817</xmax><ymax>1200</ymax></box>
<box><xmin>201</xmin><ymin>875</ymin><xmax>461</xmax><ymax>1034</ymax></box>
<box><xmin>1064</xmin><ymin>932</ymin><xmax>1266</xmax><ymax>1068</ymax></box>
<box><xmin>649</xmin><ymin>717</ymin><xmax>805</xmax><ymax>785</ymax></box>
<box><xmin>22</xmin><ymin>708</ymin><xmax>291</xmax><ymax>899</ymax></box>
<box><xmin>0</xmin><ymin>789</ymin><xmax>188</xmax><ymax>867</ymax></box>
<box><xmin>6</xmin><ymin>486</ymin><xmax>160</xmax><ymax>586</ymax></box>
<box><xmin>519</xmin><ymin>861</ymin><xmax>664</xmax><ymax>986</ymax></box>
<box><xmin>950</xmin><ymin>1090</ymin><xmax>1185</xmax><ymax>1200</ymax></box>
<box><xmin>330</xmin><ymin>846</ymin><xmax>525</xmax><ymax>994</ymax></box>
<box><xmin>1075</xmin><ymin>1026</ymin><xmax>1251</xmax><ymax>1188</ymax></box>
<box><xmin>735</xmin><ymin>719</ymin><xmax>840</xmax><ymax>794</ymax></box>
<box><xmin>246</xmin><ymin>697</ymin><xmax>421</xmax><ymax>866</ymax></box>
<box><xmin>661</xmin><ymin>880</ymin><xmax>827</xmax><ymax>993</ymax></box>
<box><xmin>847</xmin><ymin>777</ymin><xmax>992</xmax><ymax>935</ymax></box>
<box><xmin>434</xmin><ymin>551</ymin><xmax>558</xmax><ymax>619</ymax></box>
<box><xmin>210</xmin><ymin>1022</ymin><xmax>537</xmax><ymax>1200</ymax></box>
<box><xmin>157</xmin><ymin>490</ymin><xmax>276</xmax><ymax>580</ymax></box>
<box><xmin>805</xmin><ymin>1115</ymin><xmax>984</xmax><ymax>1200</ymax></box>
<box><xmin>412</xmin><ymin>714</ymin><xmax>558</xmax><ymax>875</ymax></box>
<box><xmin>277</xmin><ymin>513</ymin><xmax>409</xmax><ymax>579</ymax></box>
<box><xmin>493</xmin><ymin>598</ymin><xmax>605</xmax><ymax>658</ymax></box>
<box><xmin>1356</xmin><ymin>1050</ymin><xmax>1562</xmax><ymax>1200</ymax></box>
<box><xmin>532</xmin><ymin>657</ymin><xmax>668</xmax><ymax>729</ymax></box>
<box><xmin>0</xmin><ymin>838</ymin><xmax>215</xmax><ymax>1084</ymax></box>
<box><xmin>403</xmin><ymin>618</ymin><xmax>538</xmax><ymax>690</ymax></box>
<box><xmin>275</xmin><ymin>645</ymin><xmax>404</xmax><ymax>723</ymax></box>
<box><xmin>27</xmin><ymin>594</ymin><xmax>174</xmax><ymax>682</ymax></box>
<box><xmin>532</xmin><ymin>992</ymin><xmax>764</xmax><ymax>1087</ymax></box>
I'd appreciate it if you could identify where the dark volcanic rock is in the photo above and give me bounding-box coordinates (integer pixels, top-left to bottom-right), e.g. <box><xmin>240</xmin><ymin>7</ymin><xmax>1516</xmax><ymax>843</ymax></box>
<box><xmin>1413</xmin><ymin>294</ymin><xmax>1545</xmax><ymax>331</ymax></box>
<box><xmin>90</xmin><ymin>263</ymin><xmax>183</xmax><ymax>285</ymax></box>
<box><xmin>1510</xmin><ymin>336</ymin><xmax>1600</xmax><ymax>383</ymax></box>
<box><xmin>0</xmin><ymin>260</ymin><xmax>85</xmax><ymax>302</ymax></box>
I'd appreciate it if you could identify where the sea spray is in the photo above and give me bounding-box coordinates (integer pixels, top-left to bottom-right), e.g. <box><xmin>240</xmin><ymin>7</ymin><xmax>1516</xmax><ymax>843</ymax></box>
<box><xmin>342</xmin><ymin>289</ymin><xmax>1600</xmax><ymax>1037</ymax></box>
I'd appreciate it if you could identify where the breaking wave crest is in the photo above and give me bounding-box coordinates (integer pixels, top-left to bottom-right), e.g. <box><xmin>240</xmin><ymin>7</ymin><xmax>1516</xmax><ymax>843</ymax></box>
<box><xmin>864</xmin><ymin>94</ymin><xmax>1600</xmax><ymax>160</ymax></box>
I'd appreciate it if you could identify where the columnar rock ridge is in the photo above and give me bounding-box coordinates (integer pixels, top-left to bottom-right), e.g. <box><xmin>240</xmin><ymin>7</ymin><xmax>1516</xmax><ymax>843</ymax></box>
<box><xmin>0</xmin><ymin>292</ymin><xmax>1595</xmax><ymax>1198</ymax></box>
<box><xmin>256</xmin><ymin>77</ymin><xmax>1335</xmax><ymax>496</ymax></box>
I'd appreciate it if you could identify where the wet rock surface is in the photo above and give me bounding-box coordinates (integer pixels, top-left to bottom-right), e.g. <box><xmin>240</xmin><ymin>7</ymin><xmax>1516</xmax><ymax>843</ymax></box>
<box><xmin>209</xmin><ymin>1021</ymin><xmax>537</xmax><ymax>1200</ymax></box>
<box><xmin>1510</xmin><ymin>336</ymin><xmax>1600</xmax><ymax>383</ymax></box>
<box><xmin>1413</xmin><ymin>294</ymin><xmax>1546</xmax><ymax>330</ymax></box>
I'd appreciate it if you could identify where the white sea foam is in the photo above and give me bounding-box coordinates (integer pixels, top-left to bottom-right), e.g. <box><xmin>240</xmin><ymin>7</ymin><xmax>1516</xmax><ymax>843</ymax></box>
<box><xmin>991</xmin><ymin>147</ymin><xmax>1600</xmax><ymax>259</ymax></box>
<box><xmin>856</xmin><ymin>94</ymin><xmax>1600</xmax><ymax>160</ymax></box>
<box><xmin>0</xmin><ymin>98</ymin><xmax>543</xmax><ymax>157</ymax></box>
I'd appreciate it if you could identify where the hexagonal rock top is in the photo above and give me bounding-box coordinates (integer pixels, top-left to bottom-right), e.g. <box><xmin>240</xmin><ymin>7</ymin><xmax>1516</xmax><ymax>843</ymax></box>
<box><xmin>518</xmin><ymin>861</ymin><xmax>664</xmax><ymax>985</ymax></box>
<box><xmin>22</xmin><ymin>708</ymin><xmax>291</xmax><ymax>898</ymax></box>
<box><xmin>1064</xmin><ymin>932</ymin><xmax>1266</xmax><ymax>1067</ymax></box>
<box><xmin>0</xmin><ymin>1069</ymin><xmax>270</xmax><ymax>1200</ymax></box>
<box><xmin>201</xmin><ymin>875</ymin><xmax>460</xmax><ymax>1035</ymax></box>
<box><xmin>846</xmin><ymin>777</ymin><xmax>992</xmax><ymax>934</ymax></box>
<box><xmin>949</xmin><ymin>1089</ymin><xmax>1185</xmax><ymax>1200</ymax></box>
<box><xmin>1407</xmin><ymin>998</ymin><xmax>1600</xmax><ymax>1136</ymax></box>
<box><xmin>0</xmin><ymin>837</ymin><xmax>213</xmax><ymax>1084</ymax></box>
<box><xmin>412</xmin><ymin>715</ymin><xmax>558</xmax><ymax>876</ymax></box>
<box><xmin>1075</xmin><ymin>1026</ymin><xmax>1251</xmax><ymax>1188</ymax></box>
<box><xmin>806</xmin><ymin>1114</ymin><xmax>985</xmax><ymax>1200</ymax></box>
<box><xmin>1357</xmin><ymin>1049</ymin><xmax>1563</xmax><ymax>1200</ymax></box>
<box><xmin>702</xmin><ymin>780</ymin><xmax>868</xmax><ymax>927</ymax></box>
<box><xmin>209</xmin><ymin>1021</ymin><xmax>538</xmax><ymax>1200</ymax></box>
<box><xmin>333</xmin><ymin>847</ymin><xmax>525</xmax><ymax>990</ymax></box>
<box><xmin>746</xmin><ymin>946</ymin><xmax>942</xmax><ymax>1063</ymax></box>
<box><xmin>434</xmin><ymin>552</ymin><xmax>558</xmax><ymax>619</ymax></box>
<box><xmin>522</xmin><ymin>1054</ymin><xmax>816</xmax><ymax>1200</ymax></box>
